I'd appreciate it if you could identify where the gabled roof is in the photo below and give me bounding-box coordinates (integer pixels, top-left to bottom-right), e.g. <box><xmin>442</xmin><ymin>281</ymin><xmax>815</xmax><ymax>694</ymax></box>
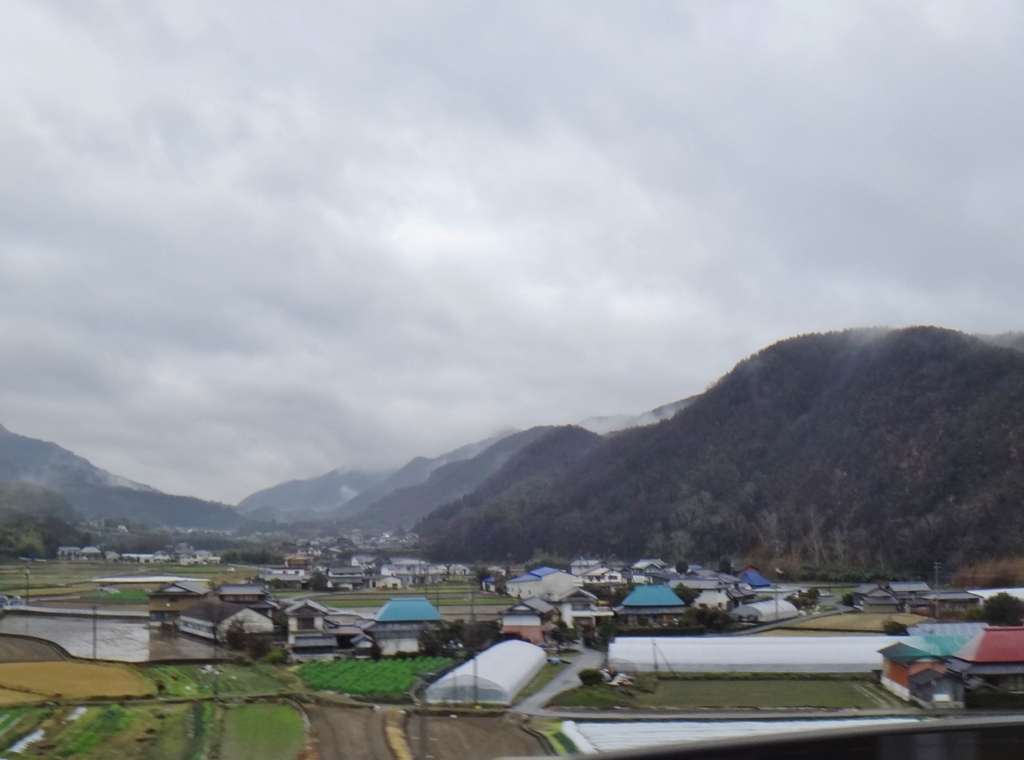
<box><xmin>889</xmin><ymin>582</ymin><xmax>931</xmax><ymax>593</ymax></box>
<box><xmin>285</xmin><ymin>599</ymin><xmax>330</xmax><ymax>616</ymax></box>
<box><xmin>519</xmin><ymin>597</ymin><xmax>555</xmax><ymax>614</ymax></box>
<box><xmin>621</xmin><ymin>586</ymin><xmax>685</xmax><ymax>608</ymax></box>
<box><xmin>552</xmin><ymin>587</ymin><xmax>598</xmax><ymax>603</ymax></box>
<box><xmin>508</xmin><ymin>566</ymin><xmax>565</xmax><ymax>583</ymax></box>
<box><xmin>739</xmin><ymin>568</ymin><xmax>772</xmax><ymax>588</ymax></box>
<box><xmin>955</xmin><ymin>627</ymin><xmax>1024</xmax><ymax>663</ymax></box>
<box><xmin>852</xmin><ymin>583</ymin><xmax>880</xmax><ymax>595</ymax></box>
<box><xmin>179</xmin><ymin>599</ymin><xmax>250</xmax><ymax>624</ymax></box>
<box><xmin>879</xmin><ymin>642</ymin><xmax>932</xmax><ymax>663</ymax></box>
<box><xmin>152</xmin><ymin>581</ymin><xmax>208</xmax><ymax>597</ymax></box>
<box><xmin>376</xmin><ymin>597</ymin><xmax>442</xmax><ymax>623</ymax></box>
<box><xmin>218</xmin><ymin>584</ymin><xmax>268</xmax><ymax>596</ymax></box>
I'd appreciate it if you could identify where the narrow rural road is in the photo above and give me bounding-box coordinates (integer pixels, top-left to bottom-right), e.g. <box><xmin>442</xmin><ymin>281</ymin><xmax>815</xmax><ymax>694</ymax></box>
<box><xmin>308</xmin><ymin>705</ymin><xmax>395</xmax><ymax>760</ymax></box>
<box><xmin>512</xmin><ymin>647</ymin><xmax>605</xmax><ymax>715</ymax></box>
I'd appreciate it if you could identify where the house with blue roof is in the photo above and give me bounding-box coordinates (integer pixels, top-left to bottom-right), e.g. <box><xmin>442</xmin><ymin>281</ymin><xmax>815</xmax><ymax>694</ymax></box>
<box><xmin>505</xmin><ymin>566</ymin><xmax>582</xmax><ymax>602</ymax></box>
<box><xmin>739</xmin><ymin>567</ymin><xmax>773</xmax><ymax>589</ymax></box>
<box><xmin>614</xmin><ymin>585</ymin><xmax>688</xmax><ymax>627</ymax></box>
<box><xmin>370</xmin><ymin>597</ymin><xmax>442</xmax><ymax>655</ymax></box>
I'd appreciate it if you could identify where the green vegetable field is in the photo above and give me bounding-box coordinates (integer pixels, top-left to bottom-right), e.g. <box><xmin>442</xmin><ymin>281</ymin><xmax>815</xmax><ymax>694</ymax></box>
<box><xmin>297</xmin><ymin>657</ymin><xmax>451</xmax><ymax>695</ymax></box>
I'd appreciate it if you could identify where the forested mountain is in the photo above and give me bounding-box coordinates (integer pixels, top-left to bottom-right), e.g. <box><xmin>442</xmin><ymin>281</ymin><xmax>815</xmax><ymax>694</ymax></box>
<box><xmin>342</xmin><ymin>427</ymin><xmax>566</xmax><ymax>531</ymax></box>
<box><xmin>420</xmin><ymin>327</ymin><xmax>1024</xmax><ymax>573</ymax></box>
<box><xmin>0</xmin><ymin>424</ymin><xmax>239</xmax><ymax>529</ymax></box>
<box><xmin>0</xmin><ymin>481</ymin><xmax>84</xmax><ymax>560</ymax></box>
<box><xmin>415</xmin><ymin>425</ymin><xmax>602</xmax><ymax>538</ymax></box>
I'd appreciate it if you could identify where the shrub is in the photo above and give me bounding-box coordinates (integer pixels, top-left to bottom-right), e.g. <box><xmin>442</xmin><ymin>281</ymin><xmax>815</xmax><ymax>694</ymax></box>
<box><xmin>262</xmin><ymin>648</ymin><xmax>288</xmax><ymax>665</ymax></box>
<box><xmin>578</xmin><ymin>668</ymin><xmax>605</xmax><ymax>687</ymax></box>
<box><xmin>882</xmin><ymin>619</ymin><xmax>909</xmax><ymax>636</ymax></box>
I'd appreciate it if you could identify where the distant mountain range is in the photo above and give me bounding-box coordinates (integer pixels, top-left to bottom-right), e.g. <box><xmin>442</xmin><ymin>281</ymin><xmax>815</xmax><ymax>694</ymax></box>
<box><xmin>236</xmin><ymin>398</ymin><xmax>696</xmax><ymax>529</ymax></box>
<box><xmin>0</xmin><ymin>424</ymin><xmax>239</xmax><ymax>529</ymax></box>
<box><xmin>419</xmin><ymin>327</ymin><xmax>1024</xmax><ymax>573</ymax></box>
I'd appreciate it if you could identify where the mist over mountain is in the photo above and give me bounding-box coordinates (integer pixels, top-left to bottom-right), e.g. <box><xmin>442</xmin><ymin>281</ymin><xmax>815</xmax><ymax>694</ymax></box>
<box><xmin>576</xmin><ymin>397</ymin><xmax>696</xmax><ymax>435</ymax></box>
<box><xmin>342</xmin><ymin>426</ymin><xmax>565</xmax><ymax>531</ymax></box>
<box><xmin>0</xmin><ymin>425</ymin><xmax>239</xmax><ymax>530</ymax></box>
<box><xmin>420</xmin><ymin>327</ymin><xmax>1024</xmax><ymax>573</ymax></box>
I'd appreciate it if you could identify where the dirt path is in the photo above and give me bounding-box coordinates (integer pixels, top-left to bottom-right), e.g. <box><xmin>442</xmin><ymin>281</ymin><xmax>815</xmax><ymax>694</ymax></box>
<box><xmin>308</xmin><ymin>705</ymin><xmax>395</xmax><ymax>760</ymax></box>
<box><xmin>405</xmin><ymin>713</ymin><xmax>546</xmax><ymax>760</ymax></box>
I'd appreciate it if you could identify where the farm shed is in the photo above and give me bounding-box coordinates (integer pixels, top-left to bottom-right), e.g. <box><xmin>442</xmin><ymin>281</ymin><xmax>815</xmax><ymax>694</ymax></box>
<box><xmin>732</xmin><ymin>599</ymin><xmax>799</xmax><ymax>623</ymax></box>
<box><xmin>425</xmin><ymin>640</ymin><xmax>546</xmax><ymax>704</ymax></box>
<box><xmin>608</xmin><ymin>636</ymin><xmax>895</xmax><ymax>673</ymax></box>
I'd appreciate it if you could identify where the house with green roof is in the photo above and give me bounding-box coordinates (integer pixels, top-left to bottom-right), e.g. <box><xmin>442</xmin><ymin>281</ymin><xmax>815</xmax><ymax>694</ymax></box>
<box><xmin>614</xmin><ymin>585</ymin><xmax>687</xmax><ymax>627</ymax></box>
<box><xmin>370</xmin><ymin>597</ymin><xmax>442</xmax><ymax>655</ymax></box>
<box><xmin>880</xmin><ymin>635</ymin><xmax>974</xmax><ymax>707</ymax></box>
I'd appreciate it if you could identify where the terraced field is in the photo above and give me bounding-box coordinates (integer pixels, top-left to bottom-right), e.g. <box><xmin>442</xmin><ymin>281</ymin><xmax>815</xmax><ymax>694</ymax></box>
<box><xmin>219</xmin><ymin>704</ymin><xmax>305</xmax><ymax>760</ymax></box>
<box><xmin>0</xmin><ymin>635</ymin><xmax>66</xmax><ymax>662</ymax></box>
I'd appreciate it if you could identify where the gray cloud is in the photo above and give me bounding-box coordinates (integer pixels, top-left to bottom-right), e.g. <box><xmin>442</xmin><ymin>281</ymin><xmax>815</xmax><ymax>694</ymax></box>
<box><xmin>1</xmin><ymin>1</ymin><xmax>1021</xmax><ymax>502</ymax></box>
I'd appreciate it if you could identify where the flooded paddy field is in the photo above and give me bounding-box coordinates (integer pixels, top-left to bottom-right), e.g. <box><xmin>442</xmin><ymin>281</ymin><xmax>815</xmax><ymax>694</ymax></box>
<box><xmin>0</xmin><ymin>612</ymin><xmax>224</xmax><ymax>662</ymax></box>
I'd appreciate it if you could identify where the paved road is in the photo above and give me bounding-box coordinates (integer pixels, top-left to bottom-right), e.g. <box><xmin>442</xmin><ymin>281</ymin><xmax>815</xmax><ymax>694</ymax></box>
<box><xmin>512</xmin><ymin>647</ymin><xmax>605</xmax><ymax>715</ymax></box>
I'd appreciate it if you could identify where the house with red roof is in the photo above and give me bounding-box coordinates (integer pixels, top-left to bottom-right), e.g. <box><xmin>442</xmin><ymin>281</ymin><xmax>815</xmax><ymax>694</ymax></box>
<box><xmin>947</xmin><ymin>626</ymin><xmax>1024</xmax><ymax>694</ymax></box>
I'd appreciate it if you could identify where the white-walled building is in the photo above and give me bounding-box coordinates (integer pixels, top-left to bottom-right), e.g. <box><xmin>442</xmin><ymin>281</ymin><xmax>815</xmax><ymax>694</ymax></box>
<box><xmin>505</xmin><ymin>567</ymin><xmax>582</xmax><ymax>601</ymax></box>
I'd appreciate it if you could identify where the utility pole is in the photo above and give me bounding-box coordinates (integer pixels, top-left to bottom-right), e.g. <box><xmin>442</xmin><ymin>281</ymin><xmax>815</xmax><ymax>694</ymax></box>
<box><xmin>92</xmin><ymin>605</ymin><xmax>98</xmax><ymax>660</ymax></box>
<box><xmin>470</xmin><ymin>587</ymin><xmax>478</xmax><ymax>705</ymax></box>
<box><xmin>934</xmin><ymin>561</ymin><xmax>942</xmax><ymax>619</ymax></box>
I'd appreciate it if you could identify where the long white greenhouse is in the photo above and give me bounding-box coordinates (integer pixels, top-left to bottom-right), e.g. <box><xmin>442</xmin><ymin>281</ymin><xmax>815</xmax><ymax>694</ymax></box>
<box><xmin>425</xmin><ymin>640</ymin><xmax>547</xmax><ymax>705</ymax></box>
<box><xmin>608</xmin><ymin>636</ymin><xmax>894</xmax><ymax>673</ymax></box>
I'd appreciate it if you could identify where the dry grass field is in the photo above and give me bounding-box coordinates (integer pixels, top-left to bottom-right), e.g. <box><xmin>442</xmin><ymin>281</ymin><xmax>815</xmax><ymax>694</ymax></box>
<box><xmin>0</xmin><ymin>687</ymin><xmax>44</xmax><ymax>705</ymax></box>
<box><xmin>0</xmin><ymin>662</ymin><xmax>151</xmax><ymax>699</ymax></box>
<box><xmin>773</xmin><ymin>612</ymin><xmax>930</xmax><ymax>633</ymax></box>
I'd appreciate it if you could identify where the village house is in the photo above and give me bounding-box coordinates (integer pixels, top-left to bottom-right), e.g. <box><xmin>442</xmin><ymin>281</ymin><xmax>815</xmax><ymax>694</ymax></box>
<box><xmin>553</xmin><ymin>587</ymin><xmax>614</xmax><ymax>629</ymax></box>
<box><xmin>177</xmin><ymin>599</ymin><xmax>274</xmax><ymax>644</ymax></box>
<box><xmin>147</xmin><ymin>580</ymin><xmax>209</xmax><ymax>624</ymax></box>
<box><xmin>879</xmin><ymin>638</ymin><xmax>966</xmax><ymax>708</ymax></box>
<box><xmin>851</xmin><ymin>583</ymin><xmax>900</xmax><ymax>613</ymax></box>
<box><xmin>946</xmin><ymin>626</ymin><xmax>1024</xmax><ymax>694</ymax></box>
<box><xmin>570</xmin><ymin>558</ymin><xmax>603</xmax><ymax>576</ymax></box>
<box><xmin>284</xmin><ymin>599</ymin><xmax>337</xmax><ymax>661</ymax></box>
<box><xmin>216</xmin><ymin>584</ymin><xmax>279</xmax><ymax>617</ymax></box>
<box><xmin>505</xmin><ymin>566</ymin><xmax>582</xmax><ymax>601</ymax></box>
<box><xmin>614</xmin><ymin>586</ymin><xmax>687</xmax><ymax>627</ymax></box>
<box><xmin>500</xmin><ymin>597</ymin><xmax>556</xmax><ymax>645</ymax></box>
<box><xmin>369</xmin><ymin>597</ymin><xmax>442</xmax><ymax>656</ymax></box>
<box><xmin>326</xmin><ymin>567</ymin><xmax>367</xmax><ymax>590</ymax></box>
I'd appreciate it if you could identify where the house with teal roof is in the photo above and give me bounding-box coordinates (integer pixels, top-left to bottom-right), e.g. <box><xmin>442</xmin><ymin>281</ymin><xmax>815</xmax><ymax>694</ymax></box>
<box><xmin>370</xmin><ymin>597</ymin><xmax>442</xmax><ymax>655</ymax></box>
<box><xmin>614</xmin><ymin>585</ymin><xmax>687</xmax><ymax>627</ymax></box>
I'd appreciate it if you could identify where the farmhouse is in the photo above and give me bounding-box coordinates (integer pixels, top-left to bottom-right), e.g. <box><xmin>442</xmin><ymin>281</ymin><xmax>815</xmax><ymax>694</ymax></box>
<box><xmin>216</xmin><ymin>584</ymin><xmax>279</xmax><ymax>617</ymax></box>
<box><xmin>177</xmin><ymin>599</ymin><xmax>273</xmax><ymax>643</ymax></box>
<box><xmin>879</xmin><ymin>638</ymin><xmax>965</xmax><ymax>707</ymax></box>
<box><xmin>946</xmin><ymin>627</ymin><xmax>1024</xmax><ymax>693</ymax></box>
<box><xmin>148</xmin><ymin>580</ymin><xmax>209</xmax><ymax>624</ymax></box>
<box><xmin>284</xmin><ymin>599</ymin><xmax>337</xmax><ymax>661</ymax></box>
<box><xmin>614</xmin><ymin>586</ymin><xmax>687</xmax><ymax>627</ymax></box>
<box><xmin>370</xmin><ymin>597</ymin><xmax>442</xmax><ymax>656</ymax></box>
<box><xmin>553</xmin><ymin>587</ymin><xmax>614</xmax><ymax>629</ymax></box>
<box><xmin>500</xmin><ymin>597</ymin><xmax>556</xmax><ymax>645</ymax></box>
<box><xmin>505</xmin><ymin>566</ymin><xmax>582</xmax><ymax>601</ymax></box>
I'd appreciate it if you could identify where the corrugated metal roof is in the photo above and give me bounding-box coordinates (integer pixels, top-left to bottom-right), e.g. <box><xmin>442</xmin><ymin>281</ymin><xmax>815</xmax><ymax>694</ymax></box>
<box><xmin>376</xmin><ymin>597</ymin><xmax>442</xmax><ymax>622</ymax></box>
<box><xmin>621</xmin><ymin>586</ymin><xmax>685</xmax><ymax>608</ymax></box>
<box><xmin>739</xmin><ymin>569</ymin><xmax>772</xmax><ymax>588</ymax></box>
<box><xmin>955</xmin><ymin>627</ymin><xmax>1024</xmax><ymax>663</ymax></box>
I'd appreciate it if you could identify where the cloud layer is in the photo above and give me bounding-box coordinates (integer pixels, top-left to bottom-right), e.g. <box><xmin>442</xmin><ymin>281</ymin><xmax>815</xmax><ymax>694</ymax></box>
<box><xmin>1</xmin><ymin>1</ymin><xmax>1022</xmax><ymax>502</ymax></box>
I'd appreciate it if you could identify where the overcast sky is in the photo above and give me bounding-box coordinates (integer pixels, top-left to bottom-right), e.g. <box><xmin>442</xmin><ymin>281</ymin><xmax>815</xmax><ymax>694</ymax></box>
<box><xmin>2</xmin><ymin>1</ymin><xmax>1023</xmax><ymax>504</ymax></box>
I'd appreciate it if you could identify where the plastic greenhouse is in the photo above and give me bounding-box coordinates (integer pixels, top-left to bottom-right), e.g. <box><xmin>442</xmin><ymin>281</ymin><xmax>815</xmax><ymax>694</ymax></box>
<box><xmin>425</xmin><ymin>640</ymin><xmax>547</xmax><ymax>704</ymax></box>
<box><xmin>608</xmin><ymin>636</ymin><xmax>895</xmax><ymax>673</ymax></box>
<box><xmin>732</xmin><ymin>599</ymin><xmax>799</xmax><ymax>622</ymax></box>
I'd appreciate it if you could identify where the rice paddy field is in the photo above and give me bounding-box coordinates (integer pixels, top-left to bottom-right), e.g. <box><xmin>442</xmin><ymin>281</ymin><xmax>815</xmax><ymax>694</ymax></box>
<box><xmin>0</xmin><ymin>662</ymin><xmax>152</xmax><ymax>700</ymax></box>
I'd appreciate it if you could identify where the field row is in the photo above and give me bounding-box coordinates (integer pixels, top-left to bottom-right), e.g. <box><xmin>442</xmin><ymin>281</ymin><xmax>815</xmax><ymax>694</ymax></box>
<box><xmin>0</xmin><ymin>701</ymin><xmax>305</xmax><ymax>759</ymax></box>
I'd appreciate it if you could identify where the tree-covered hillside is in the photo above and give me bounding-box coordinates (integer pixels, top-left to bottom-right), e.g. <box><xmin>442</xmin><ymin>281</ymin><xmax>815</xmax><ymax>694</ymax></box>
<box><xmin>421</xmin><ymin>327</ymin><xmax>1024</xmax><ymax>572</ymax></box>
<box><xmin>0</xmin><ymin>481</ymin><xmax>83</xmax><ymax>560</ymax></box>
